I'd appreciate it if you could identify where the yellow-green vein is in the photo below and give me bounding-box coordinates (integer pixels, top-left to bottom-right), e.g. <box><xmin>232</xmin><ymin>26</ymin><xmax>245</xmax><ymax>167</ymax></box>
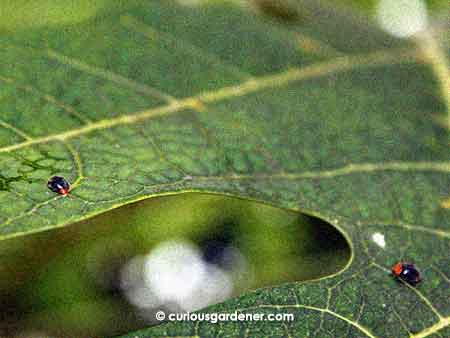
<box><xmin>0</xmin><ymin>47</ymin><xmax>420</xmax><ymax>154</ymax></box>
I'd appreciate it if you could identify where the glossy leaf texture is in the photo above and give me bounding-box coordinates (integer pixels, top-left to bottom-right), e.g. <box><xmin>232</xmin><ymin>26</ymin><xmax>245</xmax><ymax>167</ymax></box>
<box><xmin>0</xmin><ymin>0</ymin><xmax>449</xmax><ymax>337</ymax></box>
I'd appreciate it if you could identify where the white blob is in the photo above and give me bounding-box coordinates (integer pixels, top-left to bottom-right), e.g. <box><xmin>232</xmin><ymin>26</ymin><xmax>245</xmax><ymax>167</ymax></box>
<box><xmin>125</xmin><ymin>285</ymin><xmax>160</xmax><ymax>309</ymax></box>
<box><xmin>179</xmin><ymin>264</ymin><xmax>233</xmax><ymax>311</ymax></box>
<box><xmin>371</xmin><ymin>232</ymin><xmax>386</xmax><ymax>248</ymax></box>
<box><xmin>376</xmin><ymin>0</ymin><xmax>428</xmax><ymax>38</ymax></box>
<box><xmin>120</xmin><ymin>255</ymin><xmax>160</xmax><ymax>309</ymax></box>
<box><xmin>121</xmin><ymin>240</ymin><xmax>235</xmax><ymax>313</ymax></box>
<box><xmin>144</xmin><ymin>241</ymin><xmax>207</xmax><ymax>306</ymax></box>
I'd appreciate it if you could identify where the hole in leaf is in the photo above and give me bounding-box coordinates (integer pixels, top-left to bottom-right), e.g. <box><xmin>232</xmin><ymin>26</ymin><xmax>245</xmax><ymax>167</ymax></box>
<box><xmin>0</xmin><ymin>193</ymin><xmax>350</xmax><ymax>337</ymax></box>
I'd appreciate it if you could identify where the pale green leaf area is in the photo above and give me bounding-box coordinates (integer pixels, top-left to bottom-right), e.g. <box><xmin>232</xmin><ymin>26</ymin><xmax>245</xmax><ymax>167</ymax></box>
<box><xmin>0</xmin><ymin>0</ymin><xmax>449</xmax><ymax>337</ymax></box>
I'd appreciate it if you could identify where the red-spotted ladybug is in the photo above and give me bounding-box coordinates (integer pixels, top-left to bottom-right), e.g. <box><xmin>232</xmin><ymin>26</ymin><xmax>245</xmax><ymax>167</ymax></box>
<box><xmin>392</xmin><ymin>262</ymin><xmax>421</xmax><ymax>286</ymax></box>
<box><xmin>47</xmin><ymin>176</ymin><xmax>71</xmax><ymax>195</ymax></box>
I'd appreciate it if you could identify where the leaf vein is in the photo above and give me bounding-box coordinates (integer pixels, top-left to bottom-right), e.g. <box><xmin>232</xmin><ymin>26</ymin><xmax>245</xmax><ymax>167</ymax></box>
<box><xmin>120</xmin><ymin>15</ymin><xmax>251</xmax><ymax>80</ymax></box>
<box><xmin>411</xmin><ymin>316</ymin><xmax>450</xmax><ymax>338</ymax></box>
<box><xmin>358</xmin><ymin>220</ymin><xmax>450</xmax><ymax>240</ymax></box>
<box><xmin>0</xmin><ymin>74</ymin><xmax>92</xmax><ymax>124</ymax></box>
<box><xmin>0</xmin><ymin>118</ymin><xmax>32</xmax><ymax>141</ymax></box>
<box><xmin>239</xmin><ymin>304</ymin><xmax>378</xmax><ymax>338</ymax></box>
<box><xmin>46</xmin><ymin>49</ymin><xmax>177</xmax><ymax>103</ymax></box>
<box><xmin>373</xmin><ymin>263</ymin><xmax>444</xmax><ymax>320</ymax></box>
<box><xmin>63</xmin><ymin>141</ymin><xmax>85</xmax><ymax>188</ymax></box>
<box><xmin>196</xmin><ymin>161</ymin><xmax>450</xmax><ymax>180</ymax></box>
<box><xmin>0</xmin><ymin>47</ymin><xmax>422</xmax><ymax>154</ymax></box>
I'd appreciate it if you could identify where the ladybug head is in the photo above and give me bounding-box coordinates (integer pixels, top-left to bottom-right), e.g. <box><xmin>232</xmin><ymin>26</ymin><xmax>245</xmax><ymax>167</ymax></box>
<box><xmin>59</xmin><ymin>187</ymin><xmax>70</xmax><ymax>195</ymax></box>
<box><xmin>392</xmin><ymin>262</ymin><xmax>403</xmax><ymax>276</ymax></box>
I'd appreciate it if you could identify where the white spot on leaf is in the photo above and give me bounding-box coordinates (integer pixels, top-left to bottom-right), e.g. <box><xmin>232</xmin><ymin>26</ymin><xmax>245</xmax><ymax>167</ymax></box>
<box><xmin>371</xmin><ymin>232</ymin><xmax>386</xmax><ymax>248</ymax></box>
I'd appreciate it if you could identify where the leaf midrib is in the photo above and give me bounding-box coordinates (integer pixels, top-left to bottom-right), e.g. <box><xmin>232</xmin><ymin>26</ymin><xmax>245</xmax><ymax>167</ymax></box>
<box><xmin>0</xmin><ymin>46</ymin><xmax>419</xmax><ymax>154</ymax></box>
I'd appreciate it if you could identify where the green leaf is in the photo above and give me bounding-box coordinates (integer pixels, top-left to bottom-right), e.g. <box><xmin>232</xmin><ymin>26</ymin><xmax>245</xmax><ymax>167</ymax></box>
<box><xmin>0</xmin><ymin>0</ymin><xmax>449</xmax><ymax>337</ymax></box>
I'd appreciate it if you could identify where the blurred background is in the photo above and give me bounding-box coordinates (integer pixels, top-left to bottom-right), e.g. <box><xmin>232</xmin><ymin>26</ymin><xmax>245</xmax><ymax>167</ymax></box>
<box><xmin>0</xmin><ymin>0</ymin><xmax>446</xmax><ymax>337</ymax></box>
<box><xmin>0</xmin><ymin>193</ymin><xmax>349</xmax><ymax>337</ymax></box>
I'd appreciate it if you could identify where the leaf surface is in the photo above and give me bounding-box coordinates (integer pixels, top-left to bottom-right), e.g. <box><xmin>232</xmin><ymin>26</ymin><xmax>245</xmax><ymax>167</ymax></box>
<box><xmin>0</xmin><ymin>1</ymin><xmax>449</xmax><ymax>337</ymax></box>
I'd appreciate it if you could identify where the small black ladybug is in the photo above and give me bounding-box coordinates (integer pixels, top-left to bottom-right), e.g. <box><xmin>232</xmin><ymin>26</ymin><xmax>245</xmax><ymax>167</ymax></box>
<box><xmin>392</xmin><ymin>262</ymin><xmax>421</xmax><ymax>286</ymax></box>
<box><xmin>47</xmin><ymin>176</ymin><xmax>71</xmax><ymax>195</ymax></box>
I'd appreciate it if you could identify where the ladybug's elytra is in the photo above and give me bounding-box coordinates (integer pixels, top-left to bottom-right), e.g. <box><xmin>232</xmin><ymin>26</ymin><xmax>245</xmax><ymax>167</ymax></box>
<box><xmin>392</xmin><ymin>262</ymin><xmax>421</xmax><ymax>286</ymax></box>
<box><xmin>47</xmin><ymin>176</ymin><xmax>71</xmax><ymax>195</ymax></box>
